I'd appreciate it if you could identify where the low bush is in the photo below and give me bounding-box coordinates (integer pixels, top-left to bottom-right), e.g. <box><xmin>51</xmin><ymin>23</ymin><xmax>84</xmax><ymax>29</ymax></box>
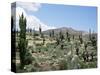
<box><xmin>58</xmin><ymin>59</ymin><xmax>68</xmax><ymax>70</ymax></box>
<box><xmin>24</xmin><ymin>52</ymin><xmax>34</xmax><ymax>65</ymax></box>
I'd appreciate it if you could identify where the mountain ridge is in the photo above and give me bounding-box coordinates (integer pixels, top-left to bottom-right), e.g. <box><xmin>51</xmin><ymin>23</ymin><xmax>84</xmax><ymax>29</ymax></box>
<box><xmin>42</xmin><ymin>27</ymin><xmax>89</xmax><ymax>36</ymax></box>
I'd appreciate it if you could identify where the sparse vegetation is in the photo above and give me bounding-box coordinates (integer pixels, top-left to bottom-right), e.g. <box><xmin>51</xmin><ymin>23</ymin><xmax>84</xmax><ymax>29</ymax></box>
<box><xmin>14</xmin><ymin>14</ymin><xmax>97</xmax><ymax>72</ymax></box>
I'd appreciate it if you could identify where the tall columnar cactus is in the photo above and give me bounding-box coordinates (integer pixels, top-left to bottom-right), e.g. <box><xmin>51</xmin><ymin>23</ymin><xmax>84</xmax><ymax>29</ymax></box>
<box><xmin>56</xmin><ymin>37</ymin><xmax>60</xmax><ymax>45</ymax></box>
<box><xmin>39</xmin><ymin>25</ymin><xmax>42</xmax><ymax>35</ymax></box>
<box><xmin>90</xmin><ymin>30</ymin><xmax>97</xmax><ymax>47</ymax></box>
<box><xmin>19</xmin><ymin>13</ymin><xmax>27</xmax><ymax>69</ymax></box>
<box><xmin>59</xmin><ymin>30</ymin><xmax>64</xmax><ymax>41</ymax></box>
<box><xmin>76</xmin><ymin>47</ymin><xmax>79</xmax><ymax>55</ymax></box>
<box><xmin>19</xmin><ymin>13</ymin><xmax>26</xmax><ymax>39</ymax></box>
<box><xmin>43</xmin><ymin>37</ymin><xmax>45</xmax><ymax>45</ymax></box>
<box><xmin>66</xmin><ymin>30</ymin><xmax>69</xmax><ymax>39</ymax></box>
<box><xmin>73</xmin><ymin>35</ymin><xmax>74</xmax><ymax>40</ymax></box>
<box><xmin>41</xmin><ymin>33</ymin><xmax>45</xmax><ymax>45</ymax></box>
<box><xmin>49</xmin><ymin>31</ymin><xmax>52</xmax><ymax>37</ymax></box>
<box><xmin>89</xmin><ymin>28</ymin><xmax>91</xmax><ymax>40</ymax></box>
<box><xmin>91</xmin><ymin>35</ymin><xmax>97</xmax><ymax>47</ymax></box>
<box><xmin>79</xmin><ymin>32</ymin><xmax>83</xmax><ymax>44</ymax></box>
<box><xmin>30</xmin><ymin>28</ymin><xmax>32</xmax><ymax>35</ymax></box>
<box><xmin>33</xmin><ymin>28</ymin><xmax>36</xmax><ymax>39</ymax></box>
<box><xmin>61</xmin><ymin>44</ymin><xmax>64</xmax><ymax>49</ymax></box>
<box><xmin>52</xmin><ymin>30</ymin><xmax>54</xmax><ymax>38</ymax></box>
<box><xmin>66</xmin><ymin>30</ymin><xmax>70</xmax><ymax>42</ymax></box>
<box><xmin>59</xmin><ymin>30</ymin><xmax>62</xmax><ymax>38</ymax></box>
<box><xmin>84</xmin><ymin>43</ymin><xmax>87</xmax><ymax>50</ymax></box>
<box><xmin>68</xmin><ymin>36</ymin><xmax>70</xmax><ymax>42</ymax></box>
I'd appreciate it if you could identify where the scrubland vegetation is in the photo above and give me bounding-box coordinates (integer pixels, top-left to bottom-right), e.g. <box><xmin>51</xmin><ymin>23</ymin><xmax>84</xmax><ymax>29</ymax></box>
<box><xmin>12</xmin><ymin>14</ymin><xmax>97</xmax><ymax>72</ymax></box>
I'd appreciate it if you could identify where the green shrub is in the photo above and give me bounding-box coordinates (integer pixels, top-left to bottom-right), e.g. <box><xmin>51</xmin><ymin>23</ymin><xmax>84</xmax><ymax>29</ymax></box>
<box><xmin>79</xmin><ymin>61</ymin><xmax>88</xmax><ymax>69</ymax></box>
<box><xmin>34</xmin><ymin>33</ymin><xmax>39</xmax><ymax>36</ymax></box>
<box><xmin>24</xmin><ymin>52</ymin><xmax>34</xmax><ymax>65</ymax></box>
<box><xmin>24</xmin><ymin>64</ymin><xmax>37</xmax><ymax>72</ymax></box>
<box><xmin>58</xmin><ymin>59</ymin><xmax>68</xmax><ymax>70</ymax></box>
<box><xmin>88</xmin><ymin>62</ymin><xmax>97</xmax><ymax>68</ymax></box>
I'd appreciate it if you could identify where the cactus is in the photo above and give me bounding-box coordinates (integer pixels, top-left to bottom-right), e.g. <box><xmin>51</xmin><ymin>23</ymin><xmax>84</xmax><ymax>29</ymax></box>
<box><xmin>19</xmin><ymin>13</ymin><xmax>33</xmax><ymax>69</ymax></box>
<box><xmin>76</xmin><ymin>47</ymin><xmax>79</xmax><ymax>56</ymax></box>
<box><xmin>19</xmin><ymin>13</ymin><xmax>27</xmax><ymax>68</ymax></box>
<box><xmin>89</xmin><ymin>28</ymin><xmax>91</xmax><ymax>40</ymax></box>
<box><xmin>79</xmin><ymin>32</ymin><xmax>83</xmax><ymax>44</ymax></box>
<box><xmin>56</xmin><ymin>37</ymin><xmax>60</xmax><ymax>45</ymax></box>
<box><xmin>39</xmin><ymin>25</ymin><xmax>42</xmax><ymax>35</ymax></box>
<box><xmin>84</xmin><ymin>43</ymin><xmax>87</xmax><ymax>50</ymax></box>
<box><xmin>66</xmin><ymin>30</ymin><xmax>69</xmax><ymax>39</ymax></box>
<box><xmin>61</xmin><ymin>44</ymin><xmax>64</xmax><ymax>49</ymax></box>
<box><xmin>49</xmin><ymin>31</ymin><xmax>52</xmax><ymax>37</ymax></box>
<box><xmin>73</xmin><ymin>35</ymin><xmax>74</xmax><ymax>40</ymax></box>
<box><xmin>52</xmin><ymin>30</ymin><xmax>54</xmax><ymax>38</ymax></box>
<box><xmin>68</xmin><ymin>36</ymin><xmax>70</xmax><ymax>42</ymax></box>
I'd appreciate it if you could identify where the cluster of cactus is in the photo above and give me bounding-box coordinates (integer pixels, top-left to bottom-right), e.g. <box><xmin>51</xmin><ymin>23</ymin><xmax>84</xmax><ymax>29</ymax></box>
<box><xmin>26</xmin><ymin>28</ymin><xmax>33</xmax><ymax>33</ymax></box>
<box><xmin>89</xmin><ymin>29</ymin><xmax>97</xmax><ymax>47</ymax></box>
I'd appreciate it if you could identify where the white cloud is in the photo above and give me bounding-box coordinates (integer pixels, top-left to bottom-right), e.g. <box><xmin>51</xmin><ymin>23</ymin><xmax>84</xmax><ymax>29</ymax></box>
<box><xmin>16</xmin><ymin>2</ymin><xmax>41</xmax><ymax>13</ymax></box>
<box><xmin>15</xmin><ymin>7</ymin><xmax>56</xmax><ymax>31</ymax></box>
<box><xmin>27</xmin><ymin>15</ymin><xmax>56</xmax><ymax>31</ymax></box>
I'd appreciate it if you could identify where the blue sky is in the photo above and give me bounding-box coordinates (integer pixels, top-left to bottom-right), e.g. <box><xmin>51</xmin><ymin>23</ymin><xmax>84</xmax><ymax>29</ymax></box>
<box><xmin>30</xmin><ymin>3</ymin><xmax>97</xmax><ymax>32</ymax></box>
<box><xmin>15</xmin><ymin>2</ymin><xmax>97</xmax><ymax>32</ymax></box>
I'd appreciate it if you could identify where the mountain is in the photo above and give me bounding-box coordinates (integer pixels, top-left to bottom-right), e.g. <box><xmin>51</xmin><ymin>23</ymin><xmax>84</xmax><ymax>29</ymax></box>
<box><xmin>43</xmin><ymin>27</ymin><xmax>88</xmax><ymax>36</ymax></box>
<box><xmin>42</xmin><ymin>27</ymin><xmax>97</xmax><ymax>39</ymax></box>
